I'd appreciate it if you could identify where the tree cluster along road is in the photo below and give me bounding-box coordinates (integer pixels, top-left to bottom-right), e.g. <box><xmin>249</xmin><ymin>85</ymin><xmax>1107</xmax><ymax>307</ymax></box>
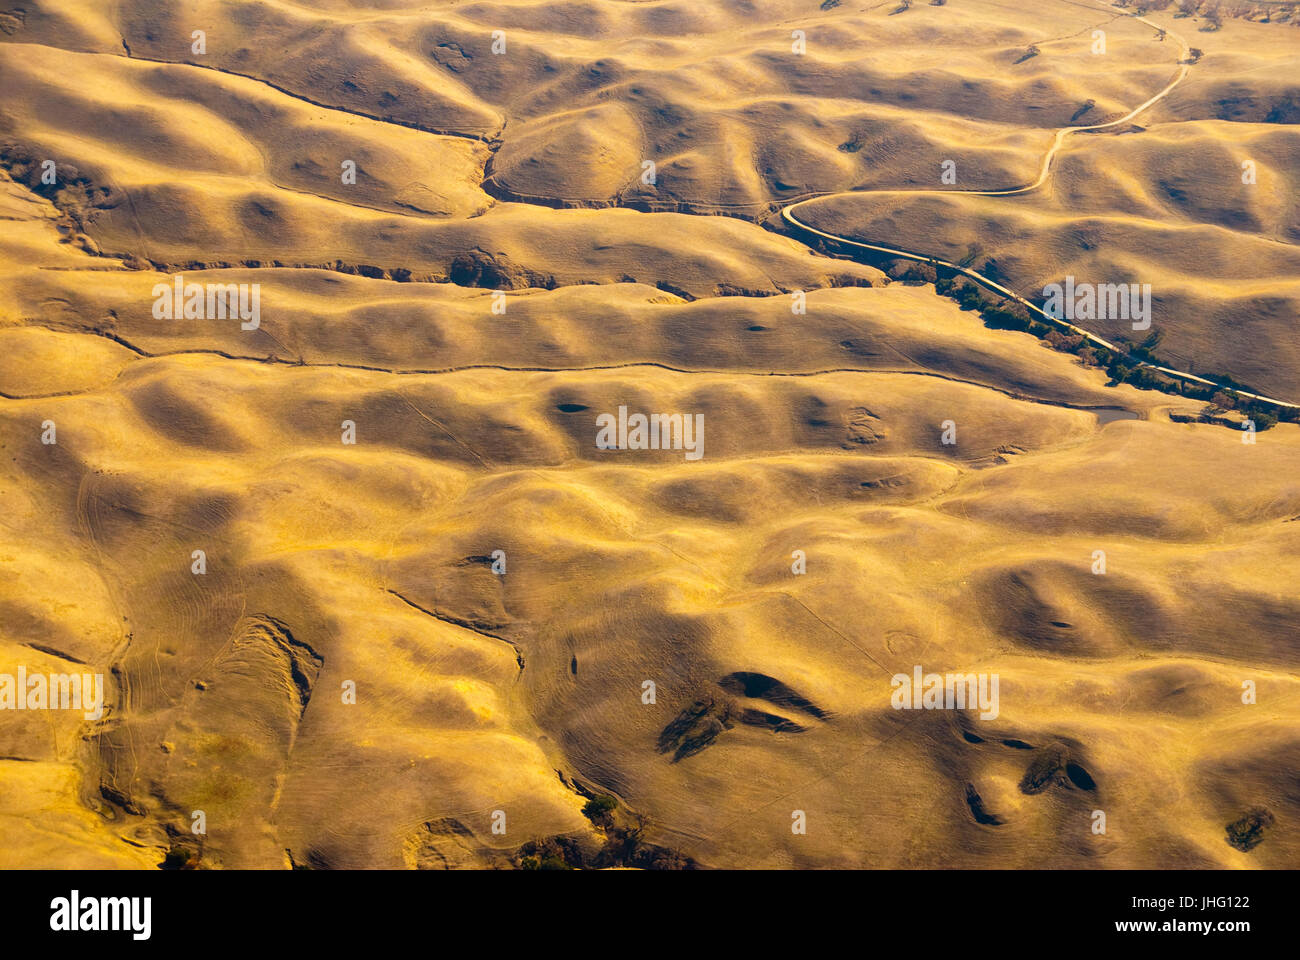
<box><xmin>780</xmin><ymin>5</ymin><xmax>1299</xmax><ymax>412</ymax></box>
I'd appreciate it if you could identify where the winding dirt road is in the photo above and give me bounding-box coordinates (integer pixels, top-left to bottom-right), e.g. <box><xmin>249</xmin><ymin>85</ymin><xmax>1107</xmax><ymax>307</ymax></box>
<box><xmin>781</xmin><ymin>6</ymin><xmax>1299</xmax><ymax>412</ymax></box>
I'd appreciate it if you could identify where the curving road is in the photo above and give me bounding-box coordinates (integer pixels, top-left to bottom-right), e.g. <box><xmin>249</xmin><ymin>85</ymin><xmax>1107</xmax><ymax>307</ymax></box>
<box><xmin>781</xmin><ymin>6</ymin><xmax>1298</xmax><ymax>412</ymax></box>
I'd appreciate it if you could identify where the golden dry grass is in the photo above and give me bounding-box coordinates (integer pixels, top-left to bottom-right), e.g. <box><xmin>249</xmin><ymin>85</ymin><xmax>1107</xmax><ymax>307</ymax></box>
<box><xmin>1</xmin><ymin>0</ymin><xmax>1297</xmax><ymax>870</ymax></box>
